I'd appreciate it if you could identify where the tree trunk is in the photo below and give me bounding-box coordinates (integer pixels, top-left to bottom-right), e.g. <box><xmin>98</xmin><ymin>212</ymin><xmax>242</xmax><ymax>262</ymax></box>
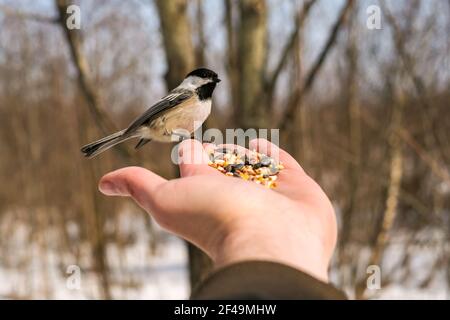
<box><xmin>236</xmin><ymin>0</ymin><xmax>268</xmax><ymax>129</ymax></box>
<box><xmin>355</xmin><ymin>96</ymin><xmax>404</xmax><ymax>299</ymax></box>
<box><xmin>155</xmin><ymin>0</ymin><xmax>195</xmax><ymax>89</ymax></box>
<box><xmin>155</xmin><ymin>0</ymin><xmax>212</xmax><ymax>290</ymax></box>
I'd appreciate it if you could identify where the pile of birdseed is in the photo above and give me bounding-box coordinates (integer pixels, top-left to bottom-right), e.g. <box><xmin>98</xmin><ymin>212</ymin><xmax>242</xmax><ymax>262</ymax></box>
<box><xmin>208</xmin><ymin>147</ymin><xmax>284</xmax><ymax>188</ymax></box>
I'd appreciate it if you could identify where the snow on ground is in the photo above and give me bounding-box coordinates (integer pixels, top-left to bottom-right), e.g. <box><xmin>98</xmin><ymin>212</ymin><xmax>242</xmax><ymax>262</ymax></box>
<box><xmin>0</xmin><ymin>232</ymin><xmax>189</xmax><ymax>299</ymax></box>
<box><xmin>0</xmin><ymin>213</ymin><xmax>447</xmax><ymax>299</ymax></box>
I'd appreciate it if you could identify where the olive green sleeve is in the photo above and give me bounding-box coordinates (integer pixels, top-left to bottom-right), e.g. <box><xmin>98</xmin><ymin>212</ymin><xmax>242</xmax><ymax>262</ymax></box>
<box><xmin>191</xmin><ymin>261</ymin><xmax>347</xmax><ymax>300</ymax></box>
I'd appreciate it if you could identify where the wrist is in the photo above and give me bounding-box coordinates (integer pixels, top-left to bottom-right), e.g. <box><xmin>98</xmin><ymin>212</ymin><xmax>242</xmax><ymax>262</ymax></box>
<box><xmin>211</xmin><ymin>222</ymin><xmax>330</xmax><ymax>283</ymax></box>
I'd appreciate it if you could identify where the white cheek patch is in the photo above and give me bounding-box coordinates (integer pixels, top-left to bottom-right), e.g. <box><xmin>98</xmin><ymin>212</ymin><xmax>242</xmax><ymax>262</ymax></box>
<box><xmin>179</xmin><ymin>76</ymin><xmax>211</xmax><ymax>90</ymax></box>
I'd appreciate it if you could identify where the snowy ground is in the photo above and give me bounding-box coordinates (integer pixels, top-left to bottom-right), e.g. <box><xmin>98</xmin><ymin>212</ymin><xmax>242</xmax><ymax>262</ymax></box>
<box><xmin>0</xmin><ymin>214</ymin><xmax>447</xmax><ymax>299</ymax></box>
<box><xmin>0</xmin><ymin>232</ymin><xmax>189</xmax><ymax>299</ymax></box>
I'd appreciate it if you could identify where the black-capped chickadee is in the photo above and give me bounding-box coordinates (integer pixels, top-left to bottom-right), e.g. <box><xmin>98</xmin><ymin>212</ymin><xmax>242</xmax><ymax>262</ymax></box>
<box><xmin>81</xmin><ymin>68</ymin><xmax>220</xmax><ymax>158</ymax></box>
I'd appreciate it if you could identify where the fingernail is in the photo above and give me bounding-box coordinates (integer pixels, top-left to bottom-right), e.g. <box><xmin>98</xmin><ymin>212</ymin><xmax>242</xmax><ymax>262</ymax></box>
<box><xmin>99</xmin><ymin>180</ymin><xmax>116</xmax><ymax>195</ymax></box>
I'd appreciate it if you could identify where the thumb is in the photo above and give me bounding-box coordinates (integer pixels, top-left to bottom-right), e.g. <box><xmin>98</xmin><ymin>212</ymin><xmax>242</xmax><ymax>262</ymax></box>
<box><xmin>99</xmin><ymin>166</ymin><xmax>167</xmax><ymax>212</ymax></box>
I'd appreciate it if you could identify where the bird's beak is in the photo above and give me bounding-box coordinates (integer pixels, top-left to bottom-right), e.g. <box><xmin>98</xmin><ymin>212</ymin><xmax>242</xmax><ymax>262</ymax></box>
<box><xmin>215</xmin><ymin>78</ymin><xmax>221</xmax><ymax>83</ymax></box>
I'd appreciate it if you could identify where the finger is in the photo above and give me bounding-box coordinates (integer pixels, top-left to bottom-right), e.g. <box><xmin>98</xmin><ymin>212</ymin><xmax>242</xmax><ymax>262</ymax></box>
<box><xmin>178</xmin><ymin>139</ymin><xmax>221</xmax><ymax>177</ymax></box>
<box><xmin>249</xmin><ymin>138</ymin><xmax>304</xmax><ymax>172</ymax></box>
<box><xmin>99</xmin><ymin>166</ymin><xmax>167</xmax><ymax>212</ymax></box>
<box><xmin>202</xmin><ymin>143</ymin><xmax>216</xmax><ymax>155</ymax></box>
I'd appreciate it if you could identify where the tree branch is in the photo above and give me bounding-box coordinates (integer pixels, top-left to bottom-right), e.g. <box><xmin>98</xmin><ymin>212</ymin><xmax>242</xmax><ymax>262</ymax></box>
<box><xmin>0</xmin><ymin>4</ymin><xmax>58</xmax><ymax>24</ymax></box>
<box><xmin>55</xmin><ymin>0</ymin><xmax>132</xmax><ymax>160</ymax></box>
<box><xmin>264</xmin><ymin>0</ymin><xmax>317</xmax><ymax>95</ymax></box>
<box><xmin>277</xmin><ymin>0</ymin><xmax>355</xmax><ymax>129</ymax></box>
<box><xmin>380</xmin><ymin>1</ymin><xmax>428</xmax><ymax>108</ymax></box>
<box><xmin>380</xmin><ymin>0</ymin><xmax>450</xmax><ymax>182</ymax></box>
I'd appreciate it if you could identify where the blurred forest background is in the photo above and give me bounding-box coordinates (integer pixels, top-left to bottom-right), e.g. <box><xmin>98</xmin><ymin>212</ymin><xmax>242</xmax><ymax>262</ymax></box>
<box><xmin>0</xmin><ymin>0</ymin><xmax>449</xmax><ymax>299</ymax></box>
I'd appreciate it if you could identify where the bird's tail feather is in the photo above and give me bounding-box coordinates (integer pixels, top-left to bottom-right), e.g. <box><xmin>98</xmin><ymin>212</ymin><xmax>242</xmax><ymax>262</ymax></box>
<box><xmin>81</xmin><ymin>130</ymin><xmax>135</xmax><ymax>158</ymax></box>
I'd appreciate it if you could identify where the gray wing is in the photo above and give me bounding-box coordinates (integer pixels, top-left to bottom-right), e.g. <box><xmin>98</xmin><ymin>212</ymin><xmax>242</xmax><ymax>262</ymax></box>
<box><xmin>124</xmin><ymin>89</ymin><xmax>193</xmax><ymax>135</ymax></box>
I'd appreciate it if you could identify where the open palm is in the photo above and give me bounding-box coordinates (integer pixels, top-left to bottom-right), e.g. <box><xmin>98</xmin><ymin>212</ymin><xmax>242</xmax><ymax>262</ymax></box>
<box><xmin>99</xmin><ymin>139</ymin><xmax>337</xmax><ymax>282</ymax></box>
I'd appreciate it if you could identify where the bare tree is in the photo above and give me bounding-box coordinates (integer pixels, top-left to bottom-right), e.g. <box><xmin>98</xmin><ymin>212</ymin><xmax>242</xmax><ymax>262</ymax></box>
<box><xmin>356</xmin><ymin>94</ymin><xmax>405</xmax><ymax>299</ymax></box>
<box><xmin>154</xmin><ymin>0</ymin><xmax>214</xmax><ymax>289</ymax></box>
<box><xmin>235</xmin><ymin>0</ymin><xmax>268</xmax><ymax>129</ymax></box>
<box><xmin>264</xmin><ymin>0</ymin><xmax>317</xmax><ymax>110</ymax></box>
<box><xmin>278</xmin><ymin>0</ymin><xmax>355</xmax><ymax>130</ymax></box>
<box><xmin>155</xmin><ymin>0</ymin><xmax>195</xmax><ymax>89</ymax></box>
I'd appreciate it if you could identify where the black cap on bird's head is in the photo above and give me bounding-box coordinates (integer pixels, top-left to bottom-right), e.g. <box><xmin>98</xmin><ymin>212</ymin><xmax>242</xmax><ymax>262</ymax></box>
<box><xmin>186</xmin><ymin>68</ymin><xmax>221</xmax><ymax>83</ymax></box>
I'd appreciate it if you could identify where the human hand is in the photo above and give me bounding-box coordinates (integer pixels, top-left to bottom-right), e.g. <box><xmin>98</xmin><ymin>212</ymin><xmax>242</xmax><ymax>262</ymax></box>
<box><xmin>99</xmin><ymin>139</ymin><xmax>337</xmax><ymax>282</ymax></box>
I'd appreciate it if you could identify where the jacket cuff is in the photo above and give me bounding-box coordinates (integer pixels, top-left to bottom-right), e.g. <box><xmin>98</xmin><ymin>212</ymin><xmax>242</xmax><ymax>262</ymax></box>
<box><xmin>191</xmin><ymin>260</ymin><xmax>347</xmax><ymax>300</ymax></box>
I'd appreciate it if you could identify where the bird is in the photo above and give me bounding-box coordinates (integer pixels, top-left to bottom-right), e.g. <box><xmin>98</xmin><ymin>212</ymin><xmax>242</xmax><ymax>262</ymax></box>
<box><xmin>81</xmin><ymin>68</ymin><xmax>220</xmax><ymax>158</ymax></box>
